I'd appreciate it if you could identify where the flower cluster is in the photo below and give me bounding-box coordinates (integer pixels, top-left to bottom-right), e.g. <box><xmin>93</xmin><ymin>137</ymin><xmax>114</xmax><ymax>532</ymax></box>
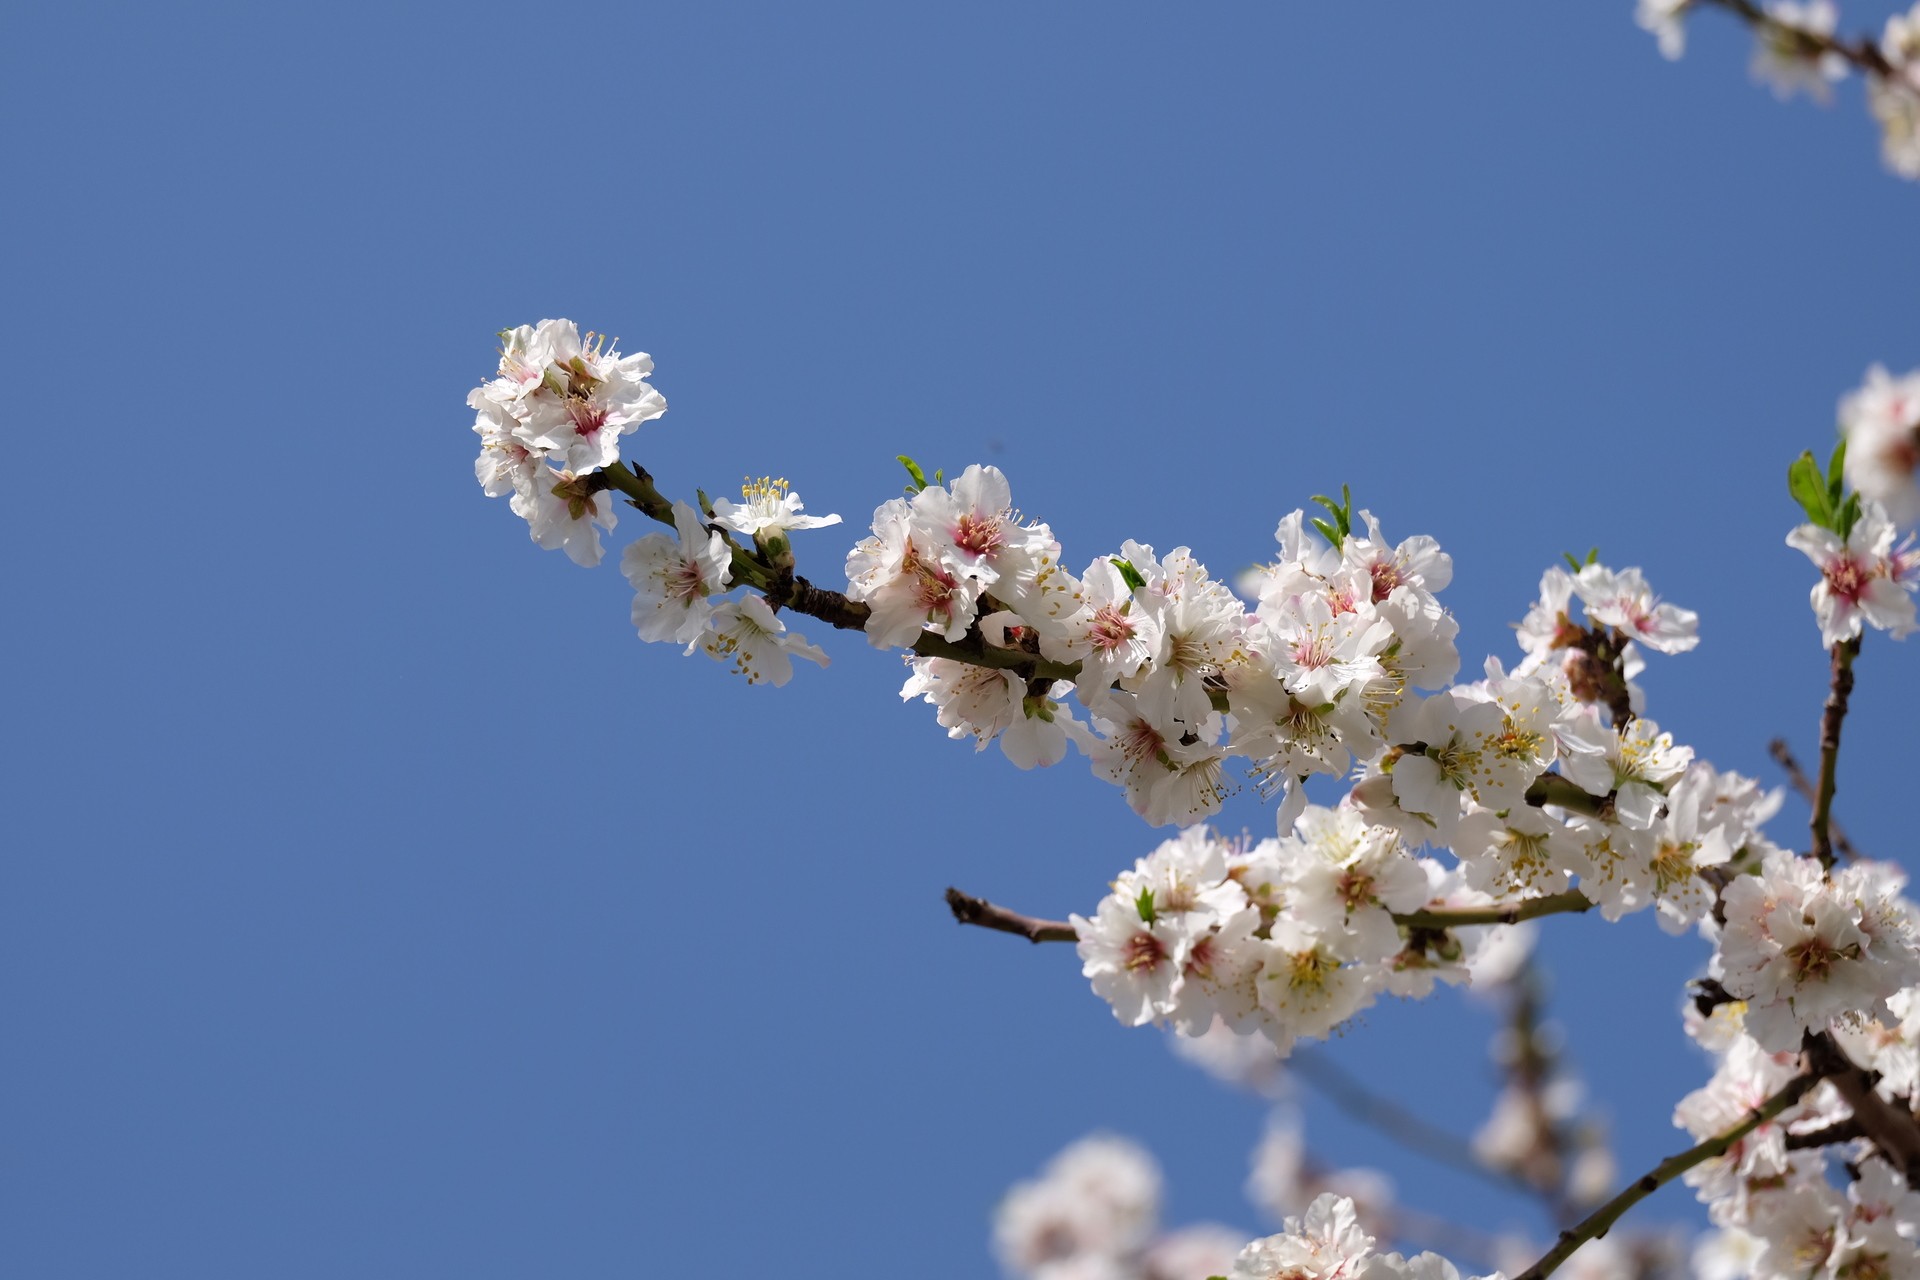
<box><xmin>992</xmin><ymin>1133</ymin><xmax>1245</xmax><ymax>1280</ymax></box>
<box><xmin>1636</xmin><ymin>1</ymin><xmax>1920</xmax><ymax>181</ymax></box>
<box><xmin>1225</xmin><ymin>1194</ymin><xmax>1472</xmax><ymax>1280</ymax></box>
<box><xmin>467</xmin><ymin>320</ymin><xmax>1920</xmax><ymax>1280</ymax></box>
<box><xmin>469</xmin><ymin>319</ymin><xmax>667</xmax><ymax>567</ymax></box>
<box><xmin>1678</xmin><ymin>994</ymin><xmax>1920</xmax><ymax>1279</ymax></box>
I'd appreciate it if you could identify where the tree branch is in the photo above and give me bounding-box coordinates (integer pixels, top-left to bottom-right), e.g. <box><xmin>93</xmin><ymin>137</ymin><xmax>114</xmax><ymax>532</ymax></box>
<box><xmin>1695</xmin><ymin>0</ymin><xmax>1900</xmax><ymax>78</ymax></box>
<box><xmin>1768</xmin><ymin>738</ymin><xmax>1858</xmax><ymax>862</ymax></box>
<box><xmin>1805</xmin><ymin>1030</ymin><xmax>1920</xmax><ymax>1182</ymax></box>
<box><xmin>1394</xmin><ymin>889</ymin><xmax>1593</xmax><ymax>930</ymax></box>
<box><xmin>1810</xmin><ymin>637</ymin><xmax>1861</xmax><ymax>871</ymax></box>
<box><xmin>944</xmin><ymin>887</ymin><xmax>1077</xmax><ymax>943</ymax></box>
<box><xmin>1512</xmin><ymin>1067</ymin><xmax>1827</xmax><ymax>1280</ymax></box>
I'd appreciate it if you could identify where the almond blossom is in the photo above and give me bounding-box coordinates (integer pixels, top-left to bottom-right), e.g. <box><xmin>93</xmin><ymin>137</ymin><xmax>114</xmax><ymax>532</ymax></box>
<box><xmin>1786</xmin><ymin>503</ymin><xmax>1919</xmax><ymax>647</ymax></box>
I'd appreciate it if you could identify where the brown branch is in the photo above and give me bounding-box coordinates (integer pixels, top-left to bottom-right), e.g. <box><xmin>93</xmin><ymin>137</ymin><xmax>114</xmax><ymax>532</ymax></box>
<box><xmin>1784</xmin><ymin>1117</ymin><xmax>1866</xmax><ymax>1151</ymax></box>
<box><xmin>1695</xmin><ymin>0</ymin><xmax>1899</xmax><ymax>78</ymax></box>
<box><xmin>1395</xmin><ymin>889</ymin><xmax>1593</xmax><ymax>930</ymax></box>
<box><xmin>1810</xmin><ymin>637</ymin><xmax>1861</xmax><ymax>871</ymax></box>
<box><xmin>1767</xmin><ymin>738</ymin><xmax>1859</xmax><ymax>862</ymax></box>
<box><xmin>943</xmin><ymin>887</ymin><xmax>1078</xmax><ymax>943</ymax></box>
<box><xmin>1806</xmin><ymin>1030</ymin><xmax>1920</xmax><ymax>1182</ymax></box>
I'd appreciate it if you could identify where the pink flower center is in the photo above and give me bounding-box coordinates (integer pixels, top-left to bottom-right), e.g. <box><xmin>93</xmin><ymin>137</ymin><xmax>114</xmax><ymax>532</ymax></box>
<box><xmin>1123</xmin><ymin>931</ymin><xmax>1168</xmax><ymax>972</ymax></box>
<box><xmin>666</xmin><ymin>558</ymin><xmax>707</xmax><ymax>601</ymax></box>
<box><xmin>952</xmin><ymin>513</ymin><xmax>1005</xmax><ymax>558</ymax></box>
<box><xmin>1824</xmin><ymin>555</ymin><xmax>1870</xmax><ymax>604</ymax></box>
<box><xmin>567</xmin><ymin>398</ymin><xmax>610</xmax><ymax>440</ymax></box>
<box><xmin>1120</xmin><ymin>718</ymin><xmax>1165</xmax><ymax>764</ymax></box>
<box><xmin>1088</xmin><ymin>605</ymin><xmax>1136</xmax><ymax>653</ymax></box>
<box><xmin>1368</xmin><ymin>560</ymin><xmax>1402</xmax><ymax>602</ymax></box>
<box><xmin>908</xmin><ymin>548</ymin><xmax>963</xmax><ymax>615</ymax></box>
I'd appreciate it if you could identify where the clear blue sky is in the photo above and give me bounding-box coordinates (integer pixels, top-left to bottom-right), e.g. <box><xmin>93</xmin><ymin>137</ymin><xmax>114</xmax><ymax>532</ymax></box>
<box><xmin>6</xmin><ymin>4</ymin><xmax>1917</xmax><ymax>1277</ymax></box>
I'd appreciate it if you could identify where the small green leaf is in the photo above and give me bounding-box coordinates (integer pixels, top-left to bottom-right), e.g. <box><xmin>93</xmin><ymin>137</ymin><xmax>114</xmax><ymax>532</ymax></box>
<box><xmin>897</xmin><ymin>455</ymin><xmax>929</xmax><ymax>494</ymax></box>
<box><xmin>696</xmin><ymin>487</ymin><xmax>714</xmax><ymax>517</ymax></box>
<box><xmin>1135</xmin><ymin>888</ymin><xmax>1157</xmax><ymax>924</ymax></box>
<box><xmin>1562</xmin><ymin>552</ymin><xmax>1584</xmax><ymax>573</ymax></box>
<box><xmin>1827</xmin><ymin>439</ymin><xmax>1848</xmax><ymax>495</ymax></box>
<box><xmin>1585</xmin><ymin>546</ymin><xmax>1599</xmax><ymax>566</ymax></box>
<box><xmin>1308</xmin><ymin>485</ymin><xmax>1354</xmax><ymax>549</ymax></box>
<box><xmin>1788</xmin><ymin>451</ymin><xmax>1834</xmax><ymax>528</ymax></box>
<box><xmin>932</xmin><ymin>468</ymin><xmax>945</xmax><ymax>487</ymax></box>
<box><xmin>1836</xmin><ymin>492</ymin><xmax>1862</xmax><ymax>540</ymax></box>
<box><xmin>1111</xmin><ymin>557</ymin><xmax>1147</xmax><ymax>592</ymax></box>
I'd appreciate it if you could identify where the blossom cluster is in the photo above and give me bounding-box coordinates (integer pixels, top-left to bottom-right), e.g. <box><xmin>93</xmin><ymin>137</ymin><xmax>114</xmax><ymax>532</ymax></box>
<box><xmin>992</xmin><ymin>1132</ymin><xmax>1245</xmax><ymax>1280</ymax></box>
<box><xmin>1636</xmin><ymin>1</ymin><xmax>1920</xmax><ymax>180</ymax></box>
<box><xmin>1676</xmin><ymin>992</ymin><xmax>1920</xmax><ymax>1279</ymax></box>
<box><xmin>469</xmin><ymin>319</ymin><xmax>666</xmax><ymax>567</ymax></box>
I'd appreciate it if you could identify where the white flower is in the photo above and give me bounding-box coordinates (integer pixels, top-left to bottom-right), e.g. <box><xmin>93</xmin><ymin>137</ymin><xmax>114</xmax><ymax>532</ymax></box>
<box><xmin>506</xmin><ymin>321</ymin><xmax>667</xmax><ymax>474</ymax></box>
<box><xmin>845</xmin><ymin>497</ymin><xmax>983</xmax><ymax>647</ymax></box>
<box><xmin>622</xmin><ymin>501</ymin><xmax>732</xmax><ymax>645</ymax></box>
<box><xmin>994</xmin><ymin>1133</ymin><xmax>1162</xmax><ymax>1274</ymax></box>
<box><xmin>510</xmin><ymin>467</ymin><xmax>619</xmax><ymax>567</ymax></box>
<box><xmin>1556</xmin><ymin>711</ymin><xmax>1692</xmax><ymax>828</ymax></box>
<box><xmin>1786</xmin><ymin>504</ymin><xmax>1919</xmax><ymax>647</ymax></box>
<box><xmin>1073</xmin><ymin>894</ymin><xmax>1194</xmax><ymax>1027</ymax></box>
<box><xmin>1716</xmin><ymin>852</ymin><xmax>1920</xmax><ymax>1051</ymax></box>
<box><xmin>1571</xmin><ymin>565</ymin><xmax>1699</xmax><ymax>655</ymax></box>
<box><xmin>709</xmin><ymin>476</ymin><xmax>842</xmax><ymax>539</ymax></box>
<box><xmin>1227</xmin><ymin>1194</ymin><xmax>1379</xmax><ymax>1280</ymax></box>
<box><xmin>900</xmin><ymin>658</ymin><xmax>1080</xmax><ymax>769</ymax></box>
<box><xmin>695</xmin><ymin>595</ymin><xmax>828</xmax><ymax>686</ymax></box>
<box><xmin>1254</xmin><ymin>918</ymin><xmax>1380</xmax><ymax>1054</ymax></box>
<box><xmin>1841</xmin><ymin>365</ymin><xmax>1920</xmax><ymax>524</ymax></box>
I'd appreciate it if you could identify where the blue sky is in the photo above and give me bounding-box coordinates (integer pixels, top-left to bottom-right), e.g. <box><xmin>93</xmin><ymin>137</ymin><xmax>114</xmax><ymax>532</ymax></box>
<box><xmin>6</xmin><ymin>3</ymin><xmax>1919</xmax><ymax>1277</ymax></box>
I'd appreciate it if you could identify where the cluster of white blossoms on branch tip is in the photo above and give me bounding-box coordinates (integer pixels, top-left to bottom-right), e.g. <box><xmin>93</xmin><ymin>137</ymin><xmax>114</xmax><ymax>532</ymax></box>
<box><xmin>1636</xmin><ymin>1</ymin><xmax>1920</xmax><ymax>180</ymax></box>
<box><xmin>1677</xmin><ymin>995</ymin><xmax>1920</xmax><ymax>1280</ymax></box>
<box><xmin>469</xmin><ymin>319</ymin><xmax>667</xmax><ymax>567</ymax></box>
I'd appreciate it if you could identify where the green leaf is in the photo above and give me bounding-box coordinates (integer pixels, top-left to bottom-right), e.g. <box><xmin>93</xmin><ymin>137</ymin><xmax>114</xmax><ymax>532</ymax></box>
<box><xmin>1111</xmin><ymin>557</ymin><xmax>1147</xmax><ymax>592</ymax></box>
<box><xmin>1836</xmin><ymin>492</ymin><xmax>1862</xmax><ymax>540</ymax></box>
<box><xmin>1562</xmin><ymin>551</ymin><xmax>1584</xmax><ymax>573</ymax></box>
<box><xmin>1788</xmin><ymin>451</ymin><xmax>1834</xmax><ymax>529</ymax></box>
<box><xmin>1584</xmin><ymin>546</ymin><xmax>1599</xmax><ymax>566</ymax></box>
<box><xmin>897</xmin><ymin>455</ymin><xmax>929</xmax><ymax>494</ymax></box>
<box><xmin>1827</xmin><ymin>439</ymin><xmax>1848</xmax><ymax>495</ymax></box>
<box><xmin>1135</xmin><ymin>888</ymin><xmax>1157</xmax><ymax>924</ymax></box>
<box><xmin>1308</xmin><ymin>485</ymin><xmax>1355</xmax><ymax>549</ymax></box>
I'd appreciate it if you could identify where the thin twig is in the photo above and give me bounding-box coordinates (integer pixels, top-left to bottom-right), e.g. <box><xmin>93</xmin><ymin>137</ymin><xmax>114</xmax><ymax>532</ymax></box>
<box><xmin>1512</xmin><ymin>1068</ymin><xmax>1827</xmax><ymax>1280</ymax></box>
<box><xmin>1695</xmin><ymin>0</ymin><xmax>1899</xmax><ymax>78</ymax></box>
<box><xmin>943</xmin><ymin>888</ymin><xmax>1077</xmax><ymax>943</ymax></box>
<box><xmin>946</xmin><ymin>884</ymin><xmax>1596</xmax><ymax>943</ymax></box>
<box><xmin>1810</xmin><ymin>637</ymin><xmax>1861</xmax><ymax>871</ymax></box>
<box><xmin>1767</xmin><ymin>738</ymin><xmax>1858</xmax><ymax>862</ymax></box>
